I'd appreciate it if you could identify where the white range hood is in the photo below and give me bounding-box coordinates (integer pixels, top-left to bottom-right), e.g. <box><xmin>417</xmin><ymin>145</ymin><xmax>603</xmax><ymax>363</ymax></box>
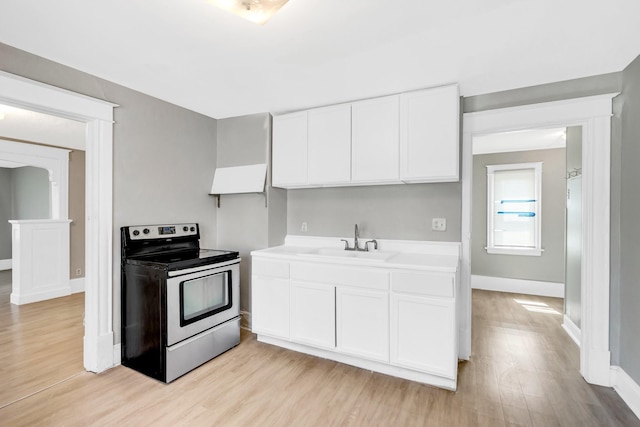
<box><xmin>209</xmin><ymin>163</ymin><xmax>268</xmax><ymax>207</ymax></box>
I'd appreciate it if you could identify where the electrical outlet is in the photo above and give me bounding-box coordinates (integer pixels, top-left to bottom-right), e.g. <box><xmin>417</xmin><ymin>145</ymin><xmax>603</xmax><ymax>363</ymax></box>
<box><xmin>432</xmin><ymin>218</ymin><xmax>447</xmax><ymax>232</ymax></box>
<box><xmin>75</xmin><ymin>268</ymin><xmax>82</xmax><ymax>276</ymax></box>
<box><xmin>301</xmin><ymin>222</ymin><xmax>308</xmax><ymax>232</ymax></box>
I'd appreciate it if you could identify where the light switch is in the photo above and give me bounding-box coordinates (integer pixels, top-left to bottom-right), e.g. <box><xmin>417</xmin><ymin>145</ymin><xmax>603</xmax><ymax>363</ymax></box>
<box><xmin>432</xmin><ymin>218</ymin><xmax>447</xmax><ymax>232</ymax></box>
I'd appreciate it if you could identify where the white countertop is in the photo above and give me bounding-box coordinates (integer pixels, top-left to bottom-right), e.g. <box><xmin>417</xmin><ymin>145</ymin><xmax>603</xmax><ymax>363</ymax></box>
<box><xmin>251</xmin><ymin>236</ymin><xmax>460</xmax><ymax>273</ymax></box>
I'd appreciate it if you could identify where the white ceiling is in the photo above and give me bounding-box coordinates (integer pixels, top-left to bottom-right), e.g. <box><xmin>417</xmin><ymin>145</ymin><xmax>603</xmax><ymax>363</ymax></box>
<box><xmin>0</xmin><ymin>105</ymin><xmax>86</xmax><ymax>151</ymax></box>
<box><xmin>0</xmin><ymin>0</ymin><xmax>639</xmax><ymax>119</ymax></box>
<box><xmin>473</xmin><ymin>128</ymin><xmax>566</xmax><ymax>155</ymax></box>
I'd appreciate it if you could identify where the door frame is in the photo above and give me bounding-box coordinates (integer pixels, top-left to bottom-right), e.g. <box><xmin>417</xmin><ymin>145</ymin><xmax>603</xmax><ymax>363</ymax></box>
<box><xmin>461</xmin><ymin>93</ymin><xmax>618</xmax><ymax>386</ymax></box>
<box><xmin>0</xmin><ymin>70</ymin><xmax>117</xmax><ymax>373</ymax></box>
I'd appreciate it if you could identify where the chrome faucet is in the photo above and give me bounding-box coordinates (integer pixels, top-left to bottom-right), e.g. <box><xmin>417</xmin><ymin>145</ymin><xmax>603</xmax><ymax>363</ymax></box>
<box><xmin>354</xmin><ymin>224</ymin><xmax>360</xmax><ymax>251</ymax></box>
<box><xmin>340</xmin><ymin>224</ymin><xmax>376</xmax><ymax>251</ymax></box>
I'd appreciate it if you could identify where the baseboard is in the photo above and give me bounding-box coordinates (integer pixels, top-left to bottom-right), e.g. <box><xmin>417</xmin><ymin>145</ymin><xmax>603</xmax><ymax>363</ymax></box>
<box><xmin>113</xmin><ymin>344</ymin><xmax>121</xmax><ymax>366</ymax></box>
<box><xmin>611</xmin><ymin>366</ymin><xmax>640</xmax><ymax>420</ymax></box>
<box><xmin>10</xmin><ymin>287</ymin><xmax>71</xmax><ymax>305</ymax></box>
<box><xmin>0</xmin><ymin>259</ymin><xmax>11</xmax><ymax>270</ymax></box>
<box><xmin>562</xmin><ymin>315</ymin><xmax>581</xmax><ymax>347</ymax></box>
<box><xmin>240</xmin><ymin>310</ymin><xmax>252</xmax><ymax>331</ymax></box>
<box><xmin>471</xmin><ymin>275</ymin><xmax>564</xmax><ymax>298</ymax></box>
<box><xmin>70</xmin><ymin>277</ymin><xmax>85</xmax><ymax>293</ymax></box>
<box><xmin>84</xmin><ymin>331</ymin><xmax>115</xmax><ymax>373</ymax></box>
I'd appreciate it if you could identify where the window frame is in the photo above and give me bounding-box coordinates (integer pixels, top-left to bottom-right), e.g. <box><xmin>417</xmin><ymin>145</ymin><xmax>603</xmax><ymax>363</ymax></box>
<box><xmin>486</xmin><ymin>162</ymin><xmax>543</xmax><ymax>256</ymax></box>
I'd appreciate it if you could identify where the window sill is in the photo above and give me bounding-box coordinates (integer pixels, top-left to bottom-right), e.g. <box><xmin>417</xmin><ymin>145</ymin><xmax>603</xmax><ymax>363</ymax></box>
<box><xmin>485</xmin><ymin>247</ymin><xmax>542</xmax><ymax>257</ymax></box>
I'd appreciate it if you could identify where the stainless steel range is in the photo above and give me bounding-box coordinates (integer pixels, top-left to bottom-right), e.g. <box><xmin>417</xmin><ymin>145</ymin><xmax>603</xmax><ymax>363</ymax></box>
<box><xmin>121</xmin><ymin>223</ymin><xmax>240</xmax><ymax>383</ymax></box>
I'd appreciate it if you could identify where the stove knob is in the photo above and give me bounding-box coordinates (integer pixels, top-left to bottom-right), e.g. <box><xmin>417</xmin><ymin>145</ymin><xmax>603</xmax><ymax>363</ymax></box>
<box><xmin>143</xmin><ymin>228</ymin><xmax>150</xmax><ymax>235</ymax></box>
<box><xmin>132</xmin><ymin>230</ymin><xmax>140</xmax><ymax>236</ymax></box>
<box><xmin>183</xmin><ymin>226</ymin><xmax>188</xmax><ymax>232</ymax></box>
<box><xmin>190</xmin><ymin>226</ymin><xmax>196</xmax><ymax>232</ymax></box>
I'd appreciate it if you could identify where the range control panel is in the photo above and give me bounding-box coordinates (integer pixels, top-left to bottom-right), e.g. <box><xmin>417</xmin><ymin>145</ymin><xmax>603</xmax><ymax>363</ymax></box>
<box><xmin>127</xmin><ymin>223</ymin><xmax>199</xmax><ymax>240</ymax></box>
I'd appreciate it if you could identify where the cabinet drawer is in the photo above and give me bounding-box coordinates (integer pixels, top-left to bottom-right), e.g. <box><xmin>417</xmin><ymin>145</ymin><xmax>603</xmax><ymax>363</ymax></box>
<box><xmin>252</xmin><ymin>258</ymin><xmax>290</xmax><ymax>279</ymax></box>
<box><xmin>291</xmin><ymin>262</ymin><xmax>388</xmax><ymax>291</ymax></box>
<box><xmin>391</xmin><ymin>271</ymin><xmax>454</xmax><ymax>298</ymax></box>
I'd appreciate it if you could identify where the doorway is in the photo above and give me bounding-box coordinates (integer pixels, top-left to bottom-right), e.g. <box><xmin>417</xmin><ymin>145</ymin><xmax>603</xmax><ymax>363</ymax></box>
<box><xmin>0</xmin><ymin>70</ymin><xmax>116</xmax><ymax>373</ymax></box>
<box><xmin>461</xmin><ymin>93</ymin><xmax>617</xmax><ymax>387</ymax></box>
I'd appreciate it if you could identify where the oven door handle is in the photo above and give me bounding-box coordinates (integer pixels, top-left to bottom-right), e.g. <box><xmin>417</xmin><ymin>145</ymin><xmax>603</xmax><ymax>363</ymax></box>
<box><xmin>167</xmin><ymin>258</ymin><xmax>241</xmax><ymax>277</ymax></box>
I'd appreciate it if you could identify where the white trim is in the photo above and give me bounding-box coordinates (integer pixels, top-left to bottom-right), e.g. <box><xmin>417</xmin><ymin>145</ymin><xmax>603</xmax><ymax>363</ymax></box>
<box><xmin>113</xmin><ymin>343</ymin><xmax>122</xmax><ymax>366</ymax></box>
<box><xmin>471</xmin><ymin>275</ymin><xmax>564</xmax><ymax>298</ymax></box>
<box><xmin>462</xmin><ymin>93</ymin><xmax>617</xmax><ymax>386</ymax></box>
<box><xmin>562</xmin><ymin>315</ymin><xmax>581</xmax><ymax>347</ymax></box>
<box><xmin>10</xmin><ymin>287</ymin><xmax>71</xmax><ymax>305</ymax></box>
<box><xmin>70</xmin><ymin>277</ymin><xmax>85</xmax><ymax>293</ymax></box>
<box><xmin>611</xmin><ymin>366</ymin><xmax>640</xmax><ymax>420</ymax></box>
<box><xmin>0</xmin><ymin>259</ymin><xmax>11</xmax><ymax>270</ymax></box>
<box><xmin>0</xmin><ymin>138</ymin><xmax>70</xmax><ymax>219</ymax></box>
<box><xmin>0</xmin><ymin>71</ymin><xmax>117</xmax><ymax>373</ymax></box>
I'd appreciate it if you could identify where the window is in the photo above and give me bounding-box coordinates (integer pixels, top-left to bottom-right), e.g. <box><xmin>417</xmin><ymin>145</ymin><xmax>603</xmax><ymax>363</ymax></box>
<box><xmin>486</xmin><ymin>162</ymin><xmax>542</xmax><ymax>256</ymax></box>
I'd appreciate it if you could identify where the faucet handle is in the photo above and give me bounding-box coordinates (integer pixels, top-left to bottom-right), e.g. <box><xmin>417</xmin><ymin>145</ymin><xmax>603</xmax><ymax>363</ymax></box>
<box><xmin>340</xmin><ymin>239</ymin><xmax>350</xmax><ymax>250</ymax></box>
<box><xmin>365</xmin><ymin>240</ymin><xmax>378</xmax><ymax>251</ymax></box>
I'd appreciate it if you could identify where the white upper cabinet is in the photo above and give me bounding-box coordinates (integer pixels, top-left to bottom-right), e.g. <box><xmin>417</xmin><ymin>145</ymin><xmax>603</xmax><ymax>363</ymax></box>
<box><xmin>400</xmin><ymin>84</ymin><xmax>459</xmax><ymax>183</ymax></box>
<box><xmin>272</xmin><ymin>111</ymin><xmax>308</xmax><ymax>188</ymax></box>
<box><xmin>351</xmin><ymin>95</ymin><xmax>400</xmax><ymax>183</ymax></box>
<box><xmin>307</xmin><ymin>104</ymin><xmax>352</xmax><ymax>185</ymax></box>
<box><xmin>271</xmin><ymin>84</ymin><xmax>460</xmax><ymax>189</ymax></box>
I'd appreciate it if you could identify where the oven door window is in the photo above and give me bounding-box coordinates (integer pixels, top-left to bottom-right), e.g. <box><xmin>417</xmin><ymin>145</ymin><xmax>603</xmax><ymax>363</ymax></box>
<box><xmin>179</xmin><ymin>271</ymin><xmax>232</xmax><ymax>326</ymax></box>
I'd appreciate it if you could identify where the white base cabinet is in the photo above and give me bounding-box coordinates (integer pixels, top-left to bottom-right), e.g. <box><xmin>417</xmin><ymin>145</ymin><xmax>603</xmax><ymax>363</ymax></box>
<box><xmin>291</xmin><ymin>281</ymin><xmax>335</xmax><ymax>349</ymax></box>
<box><xmin>251</xmin><ymin>255</ymin><xmax>459</xmax><ymax>390</ymax></box>
<box><xmin>252</xmin><ymin>276</ymin><xmax>290</xmax><ymax>340</ymax></box>
<box><xmin>251</xmin><ymin>259</ymin><xmax>291</xmax><ymax>340</ymax></box>
<box><xmin>390</xmin><ymin>294</ymin><xmax>456</xmax><ymax>378</ymax></box>
<box><xmin>336</xmin><ymin>287</ymin><xmax>389</xmax><ymax>362</ymax></box>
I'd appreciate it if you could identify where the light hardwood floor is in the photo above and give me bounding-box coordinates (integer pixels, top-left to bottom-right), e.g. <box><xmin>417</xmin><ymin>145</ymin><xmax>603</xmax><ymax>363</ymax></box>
<box><xmin>0</xmin><ymin>270</ymin><xmax>84</xmax><ymax>410</ymax></box>
<box><xmin>0</xmin><ymin>283</ymin><xmax>638</xmax><ymax>426</ymax></box>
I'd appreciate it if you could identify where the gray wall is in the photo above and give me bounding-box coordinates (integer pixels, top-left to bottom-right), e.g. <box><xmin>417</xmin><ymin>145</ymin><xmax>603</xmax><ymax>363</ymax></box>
<box><xmin>0</xmin><ymin>42</ymin><xmax>219</xmax><ymax>344</ymax></box>
<box><xmin>287</xmin><ymin>183</ymin><xmax>461</xmax><ymax>241</ymax></box>
<box><xmin>0</xmin><ymin>168</ymin><xmax>12</xmax><ymax>259</ymax></box>
<box><xmin>287</xmin><ymin>72</ymin><xmax>624</xmax><ymax>244</ymax></box>
<box><xmin>69</xmin><ymin>150</ymin><xmax>85</xmax><ymax>278</ymax></box>
<box><xmin>11</xmin><ymin>166</ymin><xmax>50</xmax><ymax>219</ymax></box>
<box><xmin>464</xmin><ymin>72</ymin><xmax>622</xmax><ymax>113</ymax></box>
<box><xmin>0</xmin><ymin>148</ymin><xmax>86</xmax><ymax>279</ymax></box>
<box><xmin>471</xmin><ymin>149</ymin><xmax>566</xmax><ymax>283</ymax></box>
<box><xmin>616</xmin><ymin>54</ymin><xmax>640</xmax><ymax>384</ymax></box>
<box><xmin>564</xmin><ymin>127</ymin><xmax>582</xmax><ymax>327</ymax></box>
<box><xmin>463</xmin><ymin>69</ymin><xmax>640</xmax><ymax>374</ymax></box>
<box><xmin>216</xmin><ymin>113</ymin><xmax>287</xmax><ymax>314</ymax></box>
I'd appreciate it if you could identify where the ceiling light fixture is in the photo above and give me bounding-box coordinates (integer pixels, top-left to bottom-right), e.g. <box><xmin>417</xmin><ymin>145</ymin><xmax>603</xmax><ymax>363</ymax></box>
<box><xmin>209</xmin><ymin>0</ymin><xmax>290</xmax><ymax>25</ymax></box>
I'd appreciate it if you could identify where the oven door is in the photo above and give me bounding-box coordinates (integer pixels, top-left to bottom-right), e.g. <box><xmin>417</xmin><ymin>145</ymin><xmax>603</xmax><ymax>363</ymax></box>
<box><xmin>166</xmin><ymin>261</ymin><xmax>240</xmax><ymax>346</ymax></box>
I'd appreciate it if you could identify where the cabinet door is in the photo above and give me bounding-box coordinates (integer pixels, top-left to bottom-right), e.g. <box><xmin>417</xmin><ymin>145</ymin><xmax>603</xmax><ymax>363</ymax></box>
<box><xmin>400</xmin><ymin>85</ymin><xmax>459</xmax><ymax>182</ymax></box>
<box><xmin>272</xmin><ymin>111</ymin><xmax>308</xmax><ymax>188</ymax></box>
<box><xmin>291</xmin><ymin>281</ymin><xmax>336</xmax><ymax>349</ymax></box>
<box><xmin>307</xmin><ymin>104</ymin><xmax>351</xmax><ymax>185</ymax></box>
<box><xmin>336</xmin><ymin>287</ymin><xmax>389</xmax><ymax>362</ymax></box>
<box><xmin>351</xmin><ymin>95</ymin><xmax>400</xmax><ymax>183</ymax></box>
<box><xmin>252</xmin><ymin>276</ymin><xmax>290</xmax><ymax>339</ymax></box>
<box><xmin>390</xmin><ymin>293</ymin><xmax>456</xmax><ymax>378</ymax></box>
